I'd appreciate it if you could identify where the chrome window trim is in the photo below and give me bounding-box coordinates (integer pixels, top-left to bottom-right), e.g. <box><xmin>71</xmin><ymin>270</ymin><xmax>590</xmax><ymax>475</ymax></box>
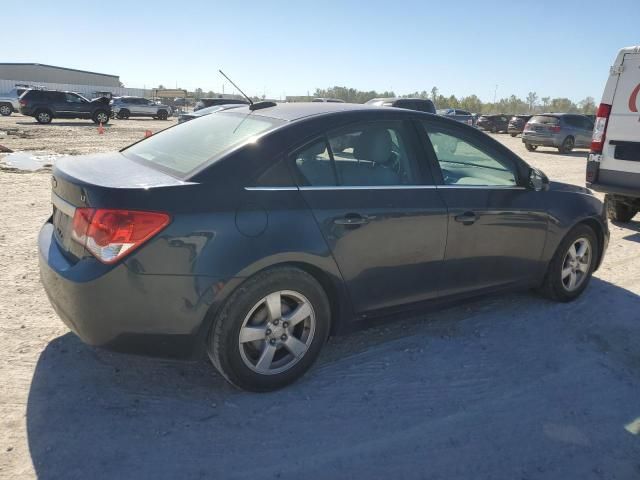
<box><xmin>244</xmin><ymin>186</ymin><xmax>299</xmax><ymax>191</ymax></box>
<box><xmin>245</xmin><ymin>185</ymin><xmax>528</xmax><ymax>191</ymax></box>
<box><xmin>51</xmin><ymin>192</ymin><xmax>76</xmax><ymax>217</ymax></box>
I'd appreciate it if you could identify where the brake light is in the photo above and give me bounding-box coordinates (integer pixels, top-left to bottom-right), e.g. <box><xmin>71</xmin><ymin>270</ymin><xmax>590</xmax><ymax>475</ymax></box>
<box><xmin>524</xmin><ymin>122</ymin><xmax>532</xmax><ymax>131</ymax></box>
<box><xmin>591</xmin><ymin>103</ymin><xmax>611</xmax><ymax>153</ymax></box>
<box><xmin>550</xmin><ymin>125</ymin><xmax>561</xmax><ymax>133</ymax></box>
<box><xmin>19</xmin><ymin>99</ymin><xmax>26</xmax><ymax>106</ymax></box>
<box><xmin>71</xmin><ymin>208</ymin><xmax>170</xmax><ymax>264</ymax></box>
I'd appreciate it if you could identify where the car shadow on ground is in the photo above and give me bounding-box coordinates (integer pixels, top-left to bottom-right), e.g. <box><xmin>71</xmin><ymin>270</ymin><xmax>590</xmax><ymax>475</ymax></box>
<box><xmin>26</xmin><ymin>278</ymin><xmax>640</xmax><ymax>479</ymax></box>
<box><xmin>534</xmin><ymin>149</ymin><xmax>588</xmax><ymax>158</ymax></box>
<box><xmin>613</xmin><ymin>219</ymin><xmax>640</xmax><ymax>243</ymax></box>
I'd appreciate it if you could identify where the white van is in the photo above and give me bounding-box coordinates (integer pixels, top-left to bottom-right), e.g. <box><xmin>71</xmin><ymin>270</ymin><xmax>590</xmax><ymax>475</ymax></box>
<box><xmin>586</xmin><ymin>45</ymin><xmax>640</xmax><ymax>222</ymax></box>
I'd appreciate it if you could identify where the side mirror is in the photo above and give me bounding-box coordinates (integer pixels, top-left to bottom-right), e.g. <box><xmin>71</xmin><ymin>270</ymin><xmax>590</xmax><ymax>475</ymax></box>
<box><xmin>529</xmin><ymin>168</ymin><xmax>549</xmax><ymax>191</ymax></box>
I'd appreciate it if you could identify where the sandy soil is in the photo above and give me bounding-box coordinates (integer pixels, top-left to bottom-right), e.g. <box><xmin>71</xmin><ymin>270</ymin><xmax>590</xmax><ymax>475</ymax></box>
<box><xmin>0</xmin><ymin>114</ymin><xmax>639</xmax><ymax>479</ymax></box>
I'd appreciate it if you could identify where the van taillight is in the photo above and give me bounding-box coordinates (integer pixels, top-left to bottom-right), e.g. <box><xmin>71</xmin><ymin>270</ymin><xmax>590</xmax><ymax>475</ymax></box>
<box><xmin>591</xmin><ymin>103</ymin><xmax>611</xmax><ymax>153</ymax></box>
<box><xmin>71</xmin><ymin>208</ymin><xmax>170</xmax><ymax>264</ymax></box>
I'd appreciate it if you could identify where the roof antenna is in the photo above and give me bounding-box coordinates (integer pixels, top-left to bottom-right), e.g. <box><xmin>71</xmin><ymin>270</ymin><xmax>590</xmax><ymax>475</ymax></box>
<box><xmin>218</xmin><ymin>70</ymin><xmax>276</xmax><ymax>111</ymax></box>
<box><xmin>219</xmin><ymin>69</ymin><xmax>254</xmax><ymax>105</ymax></box>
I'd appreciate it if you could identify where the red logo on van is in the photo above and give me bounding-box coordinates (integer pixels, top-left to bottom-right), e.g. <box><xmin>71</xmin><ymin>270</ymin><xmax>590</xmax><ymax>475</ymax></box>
<box><xmin>629</xmin><ymin>83</ymin><xmax>640</xmax><ymax>112</ymax></box>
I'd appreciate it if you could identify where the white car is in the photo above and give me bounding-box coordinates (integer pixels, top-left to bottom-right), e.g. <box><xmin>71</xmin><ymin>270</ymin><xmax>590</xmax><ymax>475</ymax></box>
<box><xmin>587</xmin><ymin>45</ymin><xmax>640</xmax><ymax>222</ymax></box>
<box><xmin>0</xmin><ymin>87</ymin><xmax>31</xmax><ymax>116</ymax></box>
<box><xmin>110</xmin><ymin>96</ymin><xmax>172</xmax><ymax>120</ymax></box>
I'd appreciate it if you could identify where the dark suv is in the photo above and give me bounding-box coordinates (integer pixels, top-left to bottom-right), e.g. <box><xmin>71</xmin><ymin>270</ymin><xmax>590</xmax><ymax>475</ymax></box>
<box><xmin>476</xmin><ymin>114</ymin><xmax>510</xmax><ymax>133</ymax></box>
<box><xmin>19</xmin><ymin>90</ymin><xmax>111</xmax><ymax>124</ymax></box>
<box><xmin>507</xmin><ymin>115</ymin><xmax>532</xmax><ymax>137</ymax></box>
<box><xmin>194</xmin><ymin>98</ymin><xmax>249</xmax><ymax>111</ymax></box>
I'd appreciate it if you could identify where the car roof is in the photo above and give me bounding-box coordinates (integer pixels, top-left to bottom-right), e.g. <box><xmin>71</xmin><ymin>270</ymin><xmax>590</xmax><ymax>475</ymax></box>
<box><xmin>227</xmin><ymin>102</ymin><xmax>384</xmax><ymax>121</ymax></box>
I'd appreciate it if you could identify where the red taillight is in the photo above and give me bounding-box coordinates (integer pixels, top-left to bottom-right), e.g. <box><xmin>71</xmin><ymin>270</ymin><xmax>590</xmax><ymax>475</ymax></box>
<box><xmin>19</xmin><ymin>99</ymin><xmax>26</xmax><ymax>106</ymax></box>
<box><xmin>71</xmin><ymin>208</ymin><xmax>170</xmax><ymax>264</ymax></box>
<box><xmin>591</xmin><ymin>103</ymin><xmax>611</xmax><ymax>153</ymax></box>
<box><xmin>524</xmin><ymin>122</ymin><xmax>532</xmax><ymax>131</ymax></box>
<box><xmin>550</xmin><ymin>125</ymin><xmax>561</xmax><ymax>133</ymax></box>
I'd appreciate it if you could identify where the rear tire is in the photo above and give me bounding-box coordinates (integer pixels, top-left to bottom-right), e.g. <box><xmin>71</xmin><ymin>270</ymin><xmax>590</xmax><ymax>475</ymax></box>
<box><xmin>558</xmin><ymin>136</ymin><xmax>574</xmax><ymax>154</ymax></box>
<box><xmin>510</xmin><ymin>132</ymin><xmax>518</xmax><ymax>137</ymax></box>
<box><xmin>35</xmin><ymin>109</ymin><xmax>52</xmax><ymax>124</ymax></box>
<box><xmin>117</xmin><ymin>109</ymin><xmax>130</xmax><ymax>120</ymax></box>
<box><xmin>0</xmin><ymin>103</ymin><xmax>12</xmax><ymax>116</ymax></box>
<box><xmin>157</xmin><ymin>110</ymin><xmax>168</xmax><ymax>120</ymax></box>
<box><xmin>538</xmin><ymin>224</ymin><xmax>598</xmax><ymax>302</ymax></box>
<box><xmin>525</xmin><ymin>143</ymin><xmax>537</xmax><ymax>152</ymax></box>
<box><xmin>207</xmin><ymin>267</ymin><xmax>330</xmax><ymax>392</ymax></box>
<box><xmin>606</xmin><ymin>195</ymin><xmax>637</xmax><ymax>222</ymax></box>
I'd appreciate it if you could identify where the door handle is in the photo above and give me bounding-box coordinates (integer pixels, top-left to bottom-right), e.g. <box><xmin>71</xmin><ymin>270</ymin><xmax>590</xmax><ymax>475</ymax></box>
<box><xmin>334</xmin><ymin>213</ymin><xmax>370</xmax><ymax>226</ymax></box>
<box><xmin>454</xmin><ymin>211</ymin><xmax>477</xmax><ymax>225</ymax></box>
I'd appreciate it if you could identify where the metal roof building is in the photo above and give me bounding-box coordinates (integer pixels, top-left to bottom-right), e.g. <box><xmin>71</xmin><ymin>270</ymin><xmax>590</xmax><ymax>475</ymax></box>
<box><xmin>0</xmin><ymin>63</ymin><xmax>121</xmax><ymax>87</ymax></box>
<box><xmin>0</xmin><ymin>63</ymin><xmax>149</xmax><ymax>98</ymax></box>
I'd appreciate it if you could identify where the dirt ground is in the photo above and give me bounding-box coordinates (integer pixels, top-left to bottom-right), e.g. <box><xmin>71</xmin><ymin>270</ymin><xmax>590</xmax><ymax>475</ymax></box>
<box><xmin>0</xmin><ymin>114</ymin><xmax>639</xmax><ymax>479</ymax></box>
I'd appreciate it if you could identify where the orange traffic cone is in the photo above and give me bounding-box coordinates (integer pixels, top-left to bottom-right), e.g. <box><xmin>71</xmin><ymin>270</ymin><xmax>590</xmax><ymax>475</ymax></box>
<box><xmin>97</xmin><ymin>122</ymin><xmax>105</xmax><ymax>135</ymax></box>
<box><xmin>144</xmin><ymin>130</ymin><xmax>153</xmax><ymax>138</ymax></box>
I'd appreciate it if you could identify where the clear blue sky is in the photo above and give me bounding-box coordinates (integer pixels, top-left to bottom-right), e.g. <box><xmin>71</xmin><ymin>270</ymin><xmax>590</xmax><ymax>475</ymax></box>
<box><xmin>4</xmin><ymin>0</ymin><xmax>639</xmax><ymax>102</ymax></box>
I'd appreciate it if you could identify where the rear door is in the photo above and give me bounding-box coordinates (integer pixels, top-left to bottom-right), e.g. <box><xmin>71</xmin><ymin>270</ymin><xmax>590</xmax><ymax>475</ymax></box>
<box><xmin>293</xmin><ymin>119</ymin><xmax>448</xmax><ymax>314</ymax></box>
<box><xmin>417</xmin><ymin>119</ymin><xmax>548</xmax><ymax>296</ymax></box>
<box><xmin>601</xmin><ymin>52</ymin><xmax>640</xmax><ymax>176</ymax></box>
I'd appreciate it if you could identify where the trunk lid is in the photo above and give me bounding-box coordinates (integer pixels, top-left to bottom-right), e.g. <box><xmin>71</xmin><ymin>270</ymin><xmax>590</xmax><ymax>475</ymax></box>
<box><xmin>50</xmin><ymin>152</ymin><xmax>189</xmax><ymax>260</ymax></box>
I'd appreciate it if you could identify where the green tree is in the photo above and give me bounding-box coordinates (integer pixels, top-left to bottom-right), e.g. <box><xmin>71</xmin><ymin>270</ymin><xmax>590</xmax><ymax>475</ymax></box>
<box><xmin>194</xmin><ymin>88</ymin><xmax>203</xmax><ymax>100</ymax></box>
<box><xmin>549</xmin><ymin>97</ymin><xmax>578</xmax><ymax>113</ymax></box>
<box><xmin>541</xmin><ymin>96</ymin><xmax>551</xmax><ymax>110</ymax></box>
<box><xmin>579</xmin><ymin>96</ymin><xmax>596</xmax><ymax>114</ymax></box>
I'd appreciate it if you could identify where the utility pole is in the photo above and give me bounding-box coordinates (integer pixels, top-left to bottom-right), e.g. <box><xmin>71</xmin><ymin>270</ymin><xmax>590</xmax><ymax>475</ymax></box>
<box><xmin>493</xmin><ymin>84</ymin><xmax>498</xmax><ymax>104</ymax></box>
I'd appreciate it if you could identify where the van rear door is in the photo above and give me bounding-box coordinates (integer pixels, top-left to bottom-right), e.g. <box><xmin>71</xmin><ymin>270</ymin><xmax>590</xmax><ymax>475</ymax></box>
<box><xmin>602</xmin><ymin>51</ymin><xmax>640</xmax><ymax>176</ymax></box>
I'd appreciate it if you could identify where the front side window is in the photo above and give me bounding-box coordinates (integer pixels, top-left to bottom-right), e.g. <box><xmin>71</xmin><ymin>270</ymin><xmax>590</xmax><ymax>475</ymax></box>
<box><xmin>292</xmin><ymin>121</ymin><xmax>421</xmax><ymax>187</ymax></box>
<box><xmin>65</xmin><ymin>93</ymin><xmax>85</xmax><ymax>103</ymax></box>
<box><xmin>122</xmin><ymin>112</ymin><xmax>284</xmax><ymax>176</ymax></box>
<box><xmin>422</xmin><ymin>123</ymin><xmax>518</xmax><ymax>186</ymax></box>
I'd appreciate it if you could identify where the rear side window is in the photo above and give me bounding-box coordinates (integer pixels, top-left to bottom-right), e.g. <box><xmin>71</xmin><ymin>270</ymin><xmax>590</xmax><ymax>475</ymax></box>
<box><xmin>421</xmin><ymin>122</ymin><xmax>518</xmax><ymax>186</ymax></box>
<box><xmin>122</xmin><ymin>112</ymin><xmax>284</xmax><ymax>176</ymax></box>
<box><xmin>530</xmin><ymin>115</ymin><xmax>559</xmax><ymax>125</ymax></box>
<box><xmin>292</xmin><ymin>121</ymin><xmax>422</xmax><ymax>187</ymax></box>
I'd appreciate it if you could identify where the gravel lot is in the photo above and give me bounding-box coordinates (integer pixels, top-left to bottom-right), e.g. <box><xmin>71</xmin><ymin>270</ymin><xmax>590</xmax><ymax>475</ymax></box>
<box><xmin>0</xmin><ymin>114</ymin><xmax>639</xmax><ymax>480</ymax></box>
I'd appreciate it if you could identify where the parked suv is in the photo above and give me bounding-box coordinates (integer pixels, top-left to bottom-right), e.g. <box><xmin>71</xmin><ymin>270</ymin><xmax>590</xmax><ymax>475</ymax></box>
<box><xmin>111</xmin><ymin>97</ymin><xmax>172</xmax><ymax>120</ymax></box>
<box><xmin>19</xmin><ymin>90</ymin><xmax>111</xmax><ymax>124</ymax></box>
<box><xmin>365</xmin><ymin>97</ymin><xmax>436</xmax><ymax>113</ymax></box>
<box><xmin>477</xmin><ymin>114</ymin><xmax>510</xmax><ymax>133</ymax></box>
<box><xmin>194</xmin><ymin>98</ymin><xmax>249</xmax><ymax>111</ymax></box>
<box><xmin>522</xmin><ymin>114</ymin><xmax>594</xmax><ymax>153</ymax></box>
<box><xmin>586</xmin><ymin>45</ymin><xmax>640</xmax><ymax>223</ymax></box>
<box><xmin>436</xmin><ymin>108</ymin><xmax>474</xmax><ymax>126</ymax></box>
<box><xmin>0</xmin><ymin>87</ymin><xmax>32</xmax><ymax>116</ymax></box>
<box><xmin>507</xmin><ymin>115</ymin><xmax>532</xmax><ymax>137</ymax></box>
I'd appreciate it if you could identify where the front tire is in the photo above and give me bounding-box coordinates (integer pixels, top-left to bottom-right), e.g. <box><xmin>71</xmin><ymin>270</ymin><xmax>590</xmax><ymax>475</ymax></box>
<box><xmin>0</xmin><ymin>104</ymin><xmax>12</xmax><ymax>116</ymax></box>
<box><xmin>606</xmin><ymin>195</ymin><xmax>637</xmax><ymax>222</ymax></box>
<box><xmin>208</xmin><ymin>267</ymin><xmax>330</xmax><ymax>392</ymax></box>
<box><xmin>525</xmin><ymin>143</ymin><xmax>537</xmax><ymax>152</ymax></box>
<box><xmin>539</xmin><ymin>224</ymin><xmax>598</xmax><ymax>302</ymax></box>
<box><xmin>92</xmin><ymin>110</ymin><xmax>110</xmax><ymax>124</ymax></box>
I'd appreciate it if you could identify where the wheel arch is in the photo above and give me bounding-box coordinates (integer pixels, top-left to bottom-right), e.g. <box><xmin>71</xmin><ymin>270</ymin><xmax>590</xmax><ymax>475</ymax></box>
<box><xmin>194</xmin><ymin>257</ymin><xmax>352</xmax><ymax>357</ymax></box>
<box><xmin>575</xmin><ymin>217</ymin><xmax>606</xmax><ymax>271</ymax></box>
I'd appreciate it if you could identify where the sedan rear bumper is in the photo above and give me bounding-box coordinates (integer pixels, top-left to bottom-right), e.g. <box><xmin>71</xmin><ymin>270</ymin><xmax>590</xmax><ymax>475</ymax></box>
<box><xmin>522</xmin><ymin>133</ymin><xmax>561</xmax><ymax>147</ymax></box>
<box><xmin>39</xmin><ymin>222</ymin><xmax>226</xmax><ymax>358</ymax></box>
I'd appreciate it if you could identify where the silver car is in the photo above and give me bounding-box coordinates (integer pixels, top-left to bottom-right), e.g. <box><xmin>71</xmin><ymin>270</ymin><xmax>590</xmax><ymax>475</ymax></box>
<box><xmin>522</xmin><ymin>114</ymin><xmax>594</xmax><ymax>154</ymax></box>
<box><xmin>111</xmin><ymin>96</ymin><xmax>172</xmax><ymax>120</ymax></box>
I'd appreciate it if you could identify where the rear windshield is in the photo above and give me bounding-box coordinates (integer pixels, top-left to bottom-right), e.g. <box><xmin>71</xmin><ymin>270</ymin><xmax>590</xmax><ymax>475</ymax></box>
<box><xmin>530</xmin><ymin>115</ymin><xmax>559</xmax><ymax>125</ymax></box>
<box><xmin>122</xmin><ymin>112</ymin><xmax>284</xmax><ymax>176</ymax></box>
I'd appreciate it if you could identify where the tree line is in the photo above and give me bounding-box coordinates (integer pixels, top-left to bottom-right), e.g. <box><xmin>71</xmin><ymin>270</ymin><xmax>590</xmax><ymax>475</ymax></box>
<box><xmin>312</xmin><ymin>86</ymin><xmax>597</xmax><ymax>115</ymax></box>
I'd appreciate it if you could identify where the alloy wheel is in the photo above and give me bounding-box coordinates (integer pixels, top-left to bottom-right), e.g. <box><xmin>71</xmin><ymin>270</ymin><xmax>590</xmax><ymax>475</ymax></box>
<box><xmin>561</xmin><ymin>237</ymin><xmax>591</xmax><ymax>291</ymax></box>
<box><xmin>96</xmin><ymin>112</ymin><xmax>109</xmax><ymax>123</ymax></box>
<box><xmin>238</xmin><ymin>290</ymin><xmax>315</xmax><ymax>375</ymax></box>
<box><xmin>37</xmin><ymin>112</ymin><xmax>50</xmax><ymax>123</ymax></box>
<box><xmin>0</xmin><ymin>105</ymin><xmax>11</xmax><ymax>115</ymax></box>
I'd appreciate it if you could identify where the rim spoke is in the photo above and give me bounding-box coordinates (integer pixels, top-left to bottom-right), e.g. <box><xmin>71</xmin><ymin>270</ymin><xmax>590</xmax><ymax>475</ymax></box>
<box><xmin>255</xmin><ymin>343</ymin><xmax>277</xmax><ymax>371</ymax></box>
<box><xmin>284</xmin><ymin>302</ymin><xmax>312</xmax><ymax>327</ymax></box>
<box><xmin>265</xmin><ymin>292</ymin><xmax>282</xmax><ymax>321</ymax></box>
<box><xmin>577</xmin><ymin>260</ymin><xmax>589</xmax><ymax>273</ymax></box>
<box><xmin>283</xmin><ymin>336</ymin><xmax>308</xmax><ymax>358</ymax></box>
<box><xmin>575</xmin><ymin>241</ymin><xmax>588</xmax><ymax>258</ymax></box>
<box><xmin>561</xmin><ymin>266</ymin><xmax>572</xmax><ymax>279</ymax></box>
<box><xmin>239</xmin><ymin>325</ymin><xmax>266</xmax><ymax>344</ymax></box>
<box><xmin>568</xmin><ymin>272</ymin><xmax>577</xmax><ymax>290</ymax></box>
<box><xmin>567</xmin><ymin>244</ymin><xmax>577</xmax><ymax>260</ymax></box>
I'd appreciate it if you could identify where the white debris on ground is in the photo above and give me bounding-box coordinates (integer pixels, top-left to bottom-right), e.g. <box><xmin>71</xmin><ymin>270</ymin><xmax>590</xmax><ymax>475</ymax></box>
<box><xmin>0</xmin><ymin>114</ymin><xmax>638</xmax><ymax>480</ymax></box>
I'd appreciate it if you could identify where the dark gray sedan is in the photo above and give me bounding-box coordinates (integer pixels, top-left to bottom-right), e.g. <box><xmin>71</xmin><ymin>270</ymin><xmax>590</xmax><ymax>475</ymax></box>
<box><xmin>39</xmin><ymin>102</ymin><xmax>609</xmax><ymax>391</ymax></box>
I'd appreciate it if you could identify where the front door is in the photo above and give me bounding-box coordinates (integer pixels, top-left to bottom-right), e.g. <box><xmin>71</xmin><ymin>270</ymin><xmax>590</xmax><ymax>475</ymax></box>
<box><xmin>293</xmin><ymin>120</ymin><xmax>448</xmax><ymax>314</ymax></box>
<box><xmin>417</xmin><ymin>120</ymin><xmax>549</xmax><ymax>297</ymax></box>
